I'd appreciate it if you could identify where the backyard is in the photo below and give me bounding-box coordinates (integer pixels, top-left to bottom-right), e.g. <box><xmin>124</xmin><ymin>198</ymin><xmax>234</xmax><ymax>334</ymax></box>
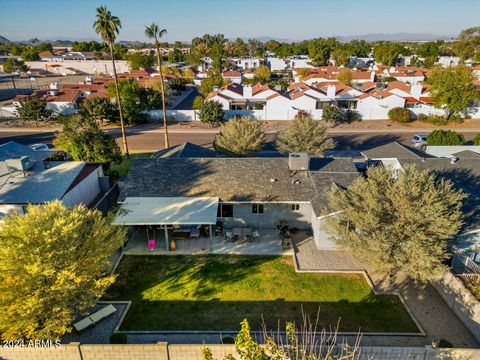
<box><xmin>104</xmin><ymin>255</ymin><xmax>419</xmax><ymax>333</ymax></box>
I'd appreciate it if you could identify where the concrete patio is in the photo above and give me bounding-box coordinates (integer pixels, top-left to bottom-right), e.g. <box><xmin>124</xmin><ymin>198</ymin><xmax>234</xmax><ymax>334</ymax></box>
<box><xmin>122</xmin><ymin>228</ymin><xmax>305</xmax><ymax>255</ymax></box>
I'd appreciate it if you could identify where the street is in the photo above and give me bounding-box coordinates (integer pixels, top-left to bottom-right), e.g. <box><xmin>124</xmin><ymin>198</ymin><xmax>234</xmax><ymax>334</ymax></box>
<box><xmin>0</xmin><ymin>127</ymin><xmax>477</xmax><ymax>153</ymax></box>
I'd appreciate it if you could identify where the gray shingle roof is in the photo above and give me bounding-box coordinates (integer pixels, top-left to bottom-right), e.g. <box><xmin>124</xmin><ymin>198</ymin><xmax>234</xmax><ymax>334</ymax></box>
<box><xmin>151</xmin><ymin>142</ymin><xmax>217</xmax><ymax>159</ymax></box>
<box><xmin>118</xmin><ymin>157</ymin><xmax>359</xmax><ymax>216</ymax></box>
<box><xmin>361</xmin><ymin>142</ymin><xmax>423</xmax><ymax>160</ymax></box>
<box><xmin>0</xmin><ymin>141</ymin><xmax>53</xmax><ymax>162</ymax></box>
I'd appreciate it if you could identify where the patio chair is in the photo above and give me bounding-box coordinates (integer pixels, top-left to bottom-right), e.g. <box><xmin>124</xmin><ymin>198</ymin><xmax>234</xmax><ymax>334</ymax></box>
<box><xmin>148</xmin><ymin>239</ymin><xmax>156</xmax><ymax>251</ymax></box>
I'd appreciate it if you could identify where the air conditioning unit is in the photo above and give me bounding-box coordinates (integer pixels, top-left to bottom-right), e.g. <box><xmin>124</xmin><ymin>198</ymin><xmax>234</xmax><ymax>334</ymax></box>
<box><xmin>288</xmin><ymin>153</ymin><xmax>310</xmax><ymax>171</ymax></box>
<box><xmin>5</xmin><ymin>156</ymin><xmax>33</xmax><ymax>173</ymax></box>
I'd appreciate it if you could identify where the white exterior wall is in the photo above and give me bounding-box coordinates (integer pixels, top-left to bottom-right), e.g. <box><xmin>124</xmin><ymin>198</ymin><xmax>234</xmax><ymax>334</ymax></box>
<box><xmin>266</xmin><ymin>57</ymin><xmax>288</xmax><ymax>72</ymax></box>
<box><xmin>61</xmin><ymin>167</ymin><xmax>102</xmax><ymax>207</ymax></box>
<box><xmin>0</xmin><ymin>204</ymin><xmax>24</xmax><ymax>221</ymax></box>
<box><xmin>291</xmin><ymin>95</ymin><xmax>317</xmax><ymax>111</ymax></box>
<box><xmin>312</xmin><ymin>214</ymin><xmax>338</xmax><ymax>249</ymax></box>
<box><xmin>25</xmin><ymin>60</ymin><xmax>130</xmax><ymax>75</ymax></box>
<box><xmin>265</xmin><ymin>96</ymin><xmax>294</xmax><ymax>120</ymax></box>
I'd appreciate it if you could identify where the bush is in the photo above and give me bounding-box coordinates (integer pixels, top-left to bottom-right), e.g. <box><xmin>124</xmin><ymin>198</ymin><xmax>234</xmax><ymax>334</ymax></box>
<box><xmin>213</xmin><ymin>116</ymin><xmax>265</xmax><ymax>156</ymax></box>
<box><xmin>347</xmin><ymin>109</ymin><xmax>361</xmax><ymax>122</ymax></box>
<box><xmin>199</xmin><ymin>101</ymin><xmax>225</xmax><ymax>125</ymax></box>
<box><xmin>322</xmin><ymin>105</ymin><xmax>343</xmax><ymax>125</ymax></box>
<box><xmin>426</xmin><ymin>130</ymin><xmax>465</xmax><ymax>146</ymax></box>
<box><xmin>437</xmin><ymin>338</ymin><xmax>453</xmax><ymax>348</ymax></box>
<box><xmin>473</xmin><ymin>133</ymin><xmax>480</xmax><ymax>145</ymax></box>
<box><xmin>388</xmin><ymin>107</ymin><xmax>412</xmax><ymax>123</ymax></box>
<box><xmin>110</xmin><ymin>333</ymin><xmax>127</xmax><ymax>344</ymax></box>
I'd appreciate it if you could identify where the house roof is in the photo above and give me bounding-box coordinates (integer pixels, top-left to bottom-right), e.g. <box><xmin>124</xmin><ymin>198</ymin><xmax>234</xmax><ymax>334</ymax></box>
<box><xmin>0</xmin><ymin>161</ymin><xmax>86</xmax><ymax>204</ymax></box>
<box><xmin>0</xmin><ymin>141</ymin><xmax>53</xmax><ymax>162</ymax></box>
<box><xmin>361</xmin><ymin>142</ymin><xmax>423</xmax><ymax>160</ymax></box>
<box><xmin>222</xmin><ymin>69</ymin><xmax>242</xmax><ymax>77</ymax></box>
<box><xmin>118</xmin><ymin>156</ymin><xmax>359</xmax><ymax>216</ymax></box>
<box><xmin>152</xmin><ymin>142</ymin><xmax>217</xmax><ymax>159</ymax></box>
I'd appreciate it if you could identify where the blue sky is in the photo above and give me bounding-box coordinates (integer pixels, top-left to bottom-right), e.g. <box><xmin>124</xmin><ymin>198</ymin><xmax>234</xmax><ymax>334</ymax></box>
<box><xmin>0</xmin><ymin>0</ymin><xmax>479</xmax><ymax>42</ymax></box>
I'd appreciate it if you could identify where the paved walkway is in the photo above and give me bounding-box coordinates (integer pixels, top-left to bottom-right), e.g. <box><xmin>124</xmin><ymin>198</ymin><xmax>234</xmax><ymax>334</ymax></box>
<box><xmin>293</xmin><ymin>238</ymin><xmax>479</xmax><ymax>348</ymax></box>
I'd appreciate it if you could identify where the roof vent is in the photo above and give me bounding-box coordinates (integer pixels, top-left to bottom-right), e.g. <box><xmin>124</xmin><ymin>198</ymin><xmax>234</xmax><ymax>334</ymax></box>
<box><xmin>451</xmin><ymin>157</ymin><xmax>458</xmax><ymax>164</ymax></box>
<box><xmin>292</xmin><ymin>179</ymin><xmax>301</xmax><ymax>185</ymax></box>
<box><xmin>270</xmin><ymin>178</ymin><xmax>277</xmax><ymax>182</ymax></box>
<box><xmin>288</xmin><ymin>152</ymin><xmax>310</xmax><ymax>171</ymax></box>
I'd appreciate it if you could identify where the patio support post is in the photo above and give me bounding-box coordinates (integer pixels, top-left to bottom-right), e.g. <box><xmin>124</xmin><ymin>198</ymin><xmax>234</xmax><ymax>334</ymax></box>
<box><xmin>164</xmin><ymin>225</ymin><xmax>169</xmax><ymax>252</ymax></box>
<box><xmin>209</xmin><ymin>224</ymin><xmax>213</xmax><ymax>241</ymax></box>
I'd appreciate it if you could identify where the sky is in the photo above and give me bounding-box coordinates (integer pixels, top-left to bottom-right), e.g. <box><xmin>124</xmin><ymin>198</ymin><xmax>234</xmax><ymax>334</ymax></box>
<box><xmin>1</xmin><ymin>0</ymin><xmax>479</xmax><ymax>42</ymax></box>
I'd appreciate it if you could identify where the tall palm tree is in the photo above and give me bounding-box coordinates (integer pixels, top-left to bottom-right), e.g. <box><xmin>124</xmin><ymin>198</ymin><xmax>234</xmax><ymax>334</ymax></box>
<box><xmin>94</xmin><ymin>5</ymin><xmax>129</xmax><ymax>158</ymax></box>
<box><xmin>145</xmin><ymin>23</ymin><xmax>169</xmax><ymax>149</ymax></box>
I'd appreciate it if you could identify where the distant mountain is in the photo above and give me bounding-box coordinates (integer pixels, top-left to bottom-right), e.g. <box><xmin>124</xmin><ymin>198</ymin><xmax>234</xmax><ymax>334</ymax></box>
<box><xmin>335</xmin><ymin>33</ymin><xmax>453</xmax><ymax>42</ymax></box>
<box><xmin>0</xmin><ymin>35</ymin><xmax>12</xmax><ymax>45</ymax></box>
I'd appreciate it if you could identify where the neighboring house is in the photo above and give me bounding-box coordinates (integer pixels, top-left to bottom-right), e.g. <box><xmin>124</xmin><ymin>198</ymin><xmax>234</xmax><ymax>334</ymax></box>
<box><xmin>39</xmin><ymin>50</ymin><xmax>97</xmax><ymax>61</ymax></box>
<box><xmin>229</xmin><ymin>57</ymin><xmax>263</xmax><ymax>70</ymax></box>
<box><xmin>361</xmin><ymin>142</ymin><xmax>480</xmax><ymax>274</ymax></box>
<box><xmin>114</xmin><ymin>143</ymin><xmax>359</xmax><ymax>251</ymax></box>
<box><xmin>373</xmin><ymin>65</ymin><xmax>427</xmax><ymax>84</ymax></box>
<box><xmin>436</xmin><ymin>56</ymin><xmax>461</xmax><ymax>68</ymax></box>
<box><xmin>222</xmin><ymin>69</ymin><xmax>242</xmax><ymax>84</ymax></box>
<box><xmin>0</xmin><ymin>142</ymin><xmax>108</xmax><ymax>220</ymax></box>
<box><xmin>206</xmin><ymin>82</ymin><xmax>279</xmax><ymax>111</ymax></box>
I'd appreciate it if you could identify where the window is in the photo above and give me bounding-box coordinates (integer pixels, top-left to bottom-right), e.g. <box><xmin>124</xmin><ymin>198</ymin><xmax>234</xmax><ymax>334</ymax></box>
<box><xmin>218</xmin><ymin>204</ymin><xmax>233</xmax><ymax>218</ymax></box>
<box><xmin>291</xmin><ymin>204</ymin><xmax>300</xmax><ymax>211</ymax></box>
<box><xmin>252</xmin><ymin>204</ymin><xmax>264</xmax><ymax>214</ymax></box>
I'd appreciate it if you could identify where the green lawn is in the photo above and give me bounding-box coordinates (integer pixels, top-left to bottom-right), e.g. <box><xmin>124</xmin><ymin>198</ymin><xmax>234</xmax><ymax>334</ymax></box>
<box><xmin>104</xmin><ymin>255</ymin><xmax>419</xmax><ymax>333</ymax></box>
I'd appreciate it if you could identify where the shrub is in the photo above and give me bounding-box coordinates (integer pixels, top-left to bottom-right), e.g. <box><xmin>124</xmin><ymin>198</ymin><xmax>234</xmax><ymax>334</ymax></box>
<box><xmin>347</xmin><ymin>109</ymin><xmax>361</xmax><ymax>122</ymax></box>
<box><xmin>110</xmin><ymin>333</ymin><xmax>127</xmax><ymax>344</ymax></box>
<box><xmin>322</xmin><ymin>105</ymin><xmax>343</xmax><ymax>125</ymax></box>
<box><xmin>426</xmin><ymin>130</ymin><xmax>465</xmax><ymax>146</ymax></box>
<box><xmin>213</xmin><ymin>116</ymin><xmax>265</xmax><ymax>156</ymax></box>
<box><xmin>199</xmin><ymin>101</ymin><xmax>225</xmax><ymax>125</ymax></box>
<box><xmin>388</xmin><ymin>107</ymin><xmax>412</xmax><ymax>123</ymax></box>
<box><xmin>438</xmin><ymin>339</ymin><xmax>453</xmax><ymax>348</ymax></box>
<box><xmin>276</xmin><ymin>113</ymin><xmax>335</xmax><ymax>157</ymax></box>
<box><xmin>473</xmin><ymin>133</ymin><xmax>480</xmax><ymax>145</ymax></box>
<box><xmin>17</xmin><ymin>98</ymin><xmax>53</xmax><ymax>123</ymax></box>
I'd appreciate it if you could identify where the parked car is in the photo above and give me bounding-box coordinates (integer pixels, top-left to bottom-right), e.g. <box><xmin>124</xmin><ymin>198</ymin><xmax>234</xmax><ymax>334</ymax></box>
<box><xmin>411</xmin><ymin>134</ymin><xmax>427</xmax><ymax>148</ymax></box>
<box><xmin>29</xmin><ymin>143</ymin><xmax>50</xmax><ymax>151</ymax></box>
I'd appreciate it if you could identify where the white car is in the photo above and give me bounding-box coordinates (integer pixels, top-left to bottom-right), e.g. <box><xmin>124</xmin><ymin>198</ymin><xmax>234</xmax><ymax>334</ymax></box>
<box><xmin>411</xmin><ymin>134</ymin><xmax>427</xmax><ymax>148</ymax></box>
<box><xmin>29</xmin><ymin>143</ymin><xmax>50</xmax><ymax>151</ymax></box>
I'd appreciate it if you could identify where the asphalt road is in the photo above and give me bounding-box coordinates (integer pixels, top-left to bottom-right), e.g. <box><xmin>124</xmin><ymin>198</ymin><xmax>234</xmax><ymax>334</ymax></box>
<box><xmin>2</xmin><ymin>127</ymin><xmax>476</xmax><ymax>153</ymax></box>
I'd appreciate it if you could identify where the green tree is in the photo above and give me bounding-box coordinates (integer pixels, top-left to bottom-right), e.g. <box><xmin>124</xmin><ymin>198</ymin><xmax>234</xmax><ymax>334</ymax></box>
<box><xmin>373</xmin><ymin>43</ymin><xmax>405</xmax><ymax>65</ymax></box>
<box><xmin>108</xmin><ymin>78</ymin><xmax>162</xmax><ymax>125</ymax></box>
<box><xmin>254</xmin><ymin>65</ymin><xmax>271</xmax><ymax>82</ymax></box>
<box><xmin>322</xmin><ymin>105</ymin><xmax>344</xmax><ymax>125</ymax></box>
<box><xmin>336</xmin><ymin>68</ymin><xmax>353</xmax><ymax>86</ymax></box>
<box><xmin>276</xmin><ymin>112</ymin><xmax>335</xmax><ymax>156</ymax></box>
<box><xmin>429</xmin><ymin>65</ymin><xmax>478</xmax><ymax>119</ymax></box>
<box><xmin>168</xmin><ymin>48</ymin><xmax>185</xmax><ymax>64</ymax></box>
<box><xmin>2</xmin><ymin>58</ymin><xmax>28</xmax><ymax>73</ymax></box>
<box><xmin>0</xmin><ymin>201</ymin><xmax>126</xmax><ymax>340</ymax></box>
<box><xmin>79</xmin><ymin>96</ymin><xmax>118</xmax><ymax>124</ymax></box>
<box><xmin>94</xmin><ymin>5</ymin><xmax>129</xmax><ymax>157</ymax></box>
<box><xmin>426</xmin><ymin>129</ymin><xmax>466</xmax><ymax>146</ymax></box>
<box><xmin>53</xmin><ymin>115</ymin><xmax>121</xmax><ymax>162</ymax></box>
<box><xmin>199</xmin><ymin>73</ymin><xmax>225</xmax><ymax>97</ymax></box>
<box><xmin>192</xmin><ymin>95</ymin><xmax>204</xmax><ymax>110</ymax></box>
<box><xmin>235</xmin><ymin>319</ymin><xmax>266</xmax><ymax>360</ymax></box>
<box><xmin>214</xmin><ymin>117</ymin><xmax>265</xmax><ymax>156</ymax></box>
<box><xmin>453</xmin><ymin>27</ymin><xmax>480</xmax><ymax>62</ymax></box>
<box><xmin>126</xmin><ymin>53</ymin><xmax>155</xmax><ymax>70</ymax></box>
<box><xmin>16</xmin><ymin>98</ymin><xmax>52</xmax><ymax>123</ymax></box>
<box><xmin>331</xmin><ymin>48</ymin><xmax>351</xmax><ymax>66</ymax></box>
<box><xmin>145</xmin><ymin>23</ymin><xmax>170</xmax><ymax>148</ymax></box>
<box><xmin>199</xmin><ymin>101</ymin><xmax>224</xmax><ymax>125</ymax></box>
<box><xmin>326</xmin><ymin>164</ymin><xmax>465</xmax><ymax>281</ymax></box>
<box><xmin>20</xmin><ymin>48</ymin><xmax>40</xmax><ymax>61</ymax></box>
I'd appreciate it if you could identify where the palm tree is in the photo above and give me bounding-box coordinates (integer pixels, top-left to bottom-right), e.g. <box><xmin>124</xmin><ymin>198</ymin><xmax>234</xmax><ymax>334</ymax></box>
<box><xmin>93</xmin><ymin>5</ymin><xmax>129</xmax><ymax>158</ymax></box>
<box><xmin>145</xmin><ymin>23</ymin><xmax>169</xmax><ymax>149</ymax></box>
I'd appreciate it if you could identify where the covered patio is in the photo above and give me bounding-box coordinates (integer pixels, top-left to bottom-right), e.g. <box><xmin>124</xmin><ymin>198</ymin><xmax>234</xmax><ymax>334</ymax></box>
<box><xmin>113</xmin><ymin>196</ymin><xmax>219</xmax><ymax>252</ymax></box>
